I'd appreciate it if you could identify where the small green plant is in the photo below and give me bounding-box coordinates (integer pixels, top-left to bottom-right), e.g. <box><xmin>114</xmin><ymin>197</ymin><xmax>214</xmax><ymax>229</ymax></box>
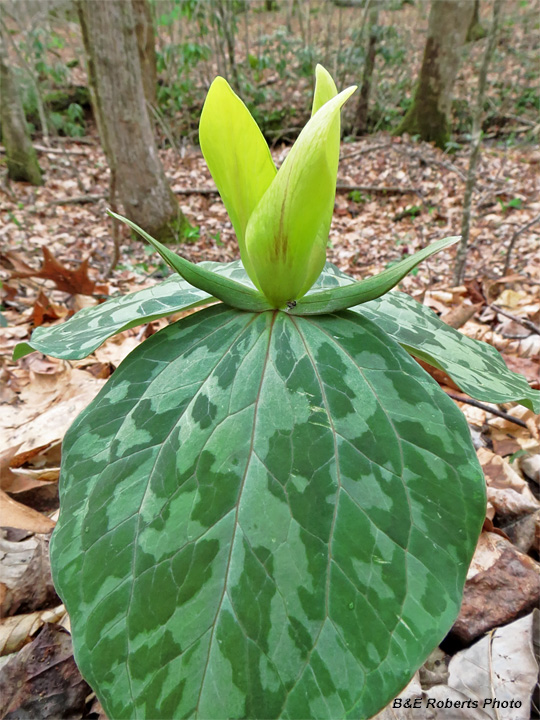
<box><xmin>16</xmin><ymin>67</ymin><xmax>539</xmax><ymax>719</ymax></box>
<box><xmin>348</xmin><ymin>189</ymin><xmax>367</xmax><ymax>203</ymax></box>
<box><xmin>497</xmin><ymin>196</ymin><xmax>523</xmax><ymax>213</ymax></box>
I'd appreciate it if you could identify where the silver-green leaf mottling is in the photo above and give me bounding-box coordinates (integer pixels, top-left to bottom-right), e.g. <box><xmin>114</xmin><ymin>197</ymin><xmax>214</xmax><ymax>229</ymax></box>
<box><xmin>51</xmin><ymin>304</ymin><xmax>485</xmax><ymax>719</ymax></box>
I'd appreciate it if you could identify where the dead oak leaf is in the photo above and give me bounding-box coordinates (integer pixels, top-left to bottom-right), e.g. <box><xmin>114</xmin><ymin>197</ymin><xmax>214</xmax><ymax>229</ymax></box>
<box><xmin>9</xmin><ymin>247</ymin><xmax>108</xmax><ymax>297</ymax></box>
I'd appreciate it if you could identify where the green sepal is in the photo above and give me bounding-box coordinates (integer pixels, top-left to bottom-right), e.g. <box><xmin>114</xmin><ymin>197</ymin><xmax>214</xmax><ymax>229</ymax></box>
<box><xmin>289</xmin><ymin>235</ymin><xmax>460</xmax><ymax>314</ymax></box>
<box><xmin>108</xmin><ymin>211</ymin><xmax>273</xmax><ymax>312</ymax></box>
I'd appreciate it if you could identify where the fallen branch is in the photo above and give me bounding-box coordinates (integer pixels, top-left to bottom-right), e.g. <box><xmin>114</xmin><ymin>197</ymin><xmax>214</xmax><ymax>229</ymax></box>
<box><xmin>502</xmin><ymin>212</ymin><xmax>540</xmax><ymax>276</ymax></box>
<box><xmin>491</xmin><ymin>304</ymin><xmax>540</xmax><ymax>336</ymax></box>
<box><xmin>445</xmin><ymin>391</ymin><xmax>528</xmax><ymax>428</ymax></box>
<box><xmin>48</xmin><ymin>194</ymin><xmax>107</xmax><ymax>205</ymax></box>
<box><xmin>340</xmin><ymin>142</ymin><xmax>392</xmax><ymax>161</ymax></box>
<box><xmin>394</xmin><ymin>143</ymin><xmax>467</xmax><ymax>182</ymax></box>
<box><xmin>336</xmin><ymin>183</ymin><xmax>421</xmax><ymax>196</ymax></box>
<box><xmin>34</xmin><ymin>144</ymin><xmax>88</xmax><ymax>156</ymax></box>
<box><xmin>174</xmin><ymin>187</ymin><xmax>218</xmax><ymax>195</ymax></box>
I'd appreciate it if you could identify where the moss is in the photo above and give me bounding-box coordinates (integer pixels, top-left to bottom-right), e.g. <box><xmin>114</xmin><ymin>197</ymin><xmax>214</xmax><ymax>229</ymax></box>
<box><xmin>394</xmin><ymin>36</ymin><xmax>451</xmax><ymax>150</ymax></box>
<box><xmin>44</xmin><ymin>86</ymin><xmax>91</xmax><ymax>112</ymax></box>
<box><xmin>4</xmin><ymin>142</ymin><xmax>43</xmax><ymax>185</ymax></box>
<box><xmin>394</xmin><ymin>102</ymin><xmax>451</xmax><ymax>150</ymax></box>
<box><xmin>144</xmin><ymin>210</ymin><xmax>190</xmax><ymax>245</ymax></box>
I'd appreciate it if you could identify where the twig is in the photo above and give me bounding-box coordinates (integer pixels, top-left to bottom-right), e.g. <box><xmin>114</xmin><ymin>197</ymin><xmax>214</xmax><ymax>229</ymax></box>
<box><xmin>340</xmin><ymin>142</ymin><xmax>392</xmax><ymax>161</ymax></box>
<box><xmin>174</xmin><ymin>187</ymin><xmax>218</xmax><ymax>195</ymax></box>
<box><xmin>106</xmin><ymin>170</ymin><xmax>120</xmax><ymax>277</ymax></box>
<box><xmin>48</xmin><ymin>194</ymin><xmax>107</xmax><ymax>205</ymax></box>
<box><xmin>445</xmin><ymin>391</ymin><xmax>528</xmax><ymax>428</ymax></box>
<box><xmin>336</xmin><ymin>183</ymin><xmax>421</xmax><ymax>196</ymax></box>
<box><xmin>502</xmin><ymin>212</ymin><xmax>540</xmax><ymax>276</ymax></box>
<box><xmin>33</xmin><ymin>144</ymin><xmax>87</xmax><ymax>156</ymax></box>
<box><xmin>491</xmin><ymin>304</ymin><xmax>540</xmax><ymax>336</ymax></box>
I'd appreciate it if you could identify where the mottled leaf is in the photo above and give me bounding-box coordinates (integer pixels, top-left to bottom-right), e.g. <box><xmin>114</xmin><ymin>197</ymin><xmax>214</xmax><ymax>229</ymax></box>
<box><xmin>356</xmin><ymin>294</ymin><xmax>540</xmax><ymax>413</ymax></box>
<box><xmin>289</xmin><ymin>236</ymin><xmax>459</xmax><ymax>314</ymax></box>
<box><xmin>51</xmin><ymin>304</ymin><xmax>485</xmax><ymax>719</ymax></box>
<box><xmin>313</xmin><ymin>264</ymin><xmax>540</xmax><ymax>413</ymax></box>
<box><xmin>13</xmin><ymin>261</ymin><xmax>252</xmax><ymax>362</ymax></box>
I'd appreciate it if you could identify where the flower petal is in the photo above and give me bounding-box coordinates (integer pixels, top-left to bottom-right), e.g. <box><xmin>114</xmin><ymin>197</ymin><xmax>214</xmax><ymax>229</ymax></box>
<box><xmin>199</xmin><ymin>77</ymin><xmax>276</xmax><ymax>283</ymax></box>
<box><xmin>311</xmin><ymin>64</ymin><xmax>338</xmax><ymax>115</ymax></box>
<box><xmin>245</xmin><ymin>85</ymin><xmax>356</xmax><ymax>307</ymax></box>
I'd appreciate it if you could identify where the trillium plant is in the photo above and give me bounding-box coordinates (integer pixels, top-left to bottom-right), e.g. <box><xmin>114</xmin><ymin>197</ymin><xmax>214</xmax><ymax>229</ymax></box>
<box><xmin>16</xmin><ymin>67</ymin><xmax>539</xmax><ymax>719</ymax></box>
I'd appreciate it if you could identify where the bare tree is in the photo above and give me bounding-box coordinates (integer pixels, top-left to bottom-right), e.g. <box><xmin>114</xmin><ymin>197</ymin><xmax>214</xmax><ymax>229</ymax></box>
<box><xmin>0</xmin><ymin>25</ymin><xmax>42</xmax><ymax>185</ymax></box>
<box><xmin>132</xmin><ymin>0</ymin><xmax>157</xmax><ymax>108</ymax></box>
<box><xmin>453</xmin><ymin>0</ymin><xmax>504</xmax><ymax>284</ymax></box>
<box><xmin>395</xmin><ymin>0</ymin><xmax>475</xmax><ymax>148</ymax></box>
<box><xmin>77</xmin><ymin>0</ymin><xmax>185</xmax><ymax>242</ymax></box>
<box><xmin>355</xmin><ymin>3</ymin><xmax>380</xmax><ymax>134</ymax></box>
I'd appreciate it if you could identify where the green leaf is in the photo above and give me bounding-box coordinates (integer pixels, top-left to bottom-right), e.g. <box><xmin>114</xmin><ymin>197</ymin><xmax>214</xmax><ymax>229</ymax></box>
<box><xmin>245</xmin><ymin>86</ymin><xmax>356</xmax><ymax>308</ymax></box>
<box><xmin>356</xmin><ymin>291</ymin><xmax>540</xmax><ymax>414</ymax></box>
<box><xmin>289</xmin><ymin>236</ymin><xmax>460</xmax><ymax>314</ymax></box>
<box><xmin>13</xmin><ymin>261</ymin><xmax>254</xmax><ymax>362</ymax></box>
<box><xmin>199</xmin><ymin>76</ymin><xmax>276</xmax><ymax>282</ymax></box>
<box><xmin>314</xmin><ymin>264</ymin><xmax>540</xmax><ymax>413</ymax></box>
<box><xmin>51</xmin><ymin>304</ymin><xmax>485</xmax><ymax>719</ymax></box>
<box><xmin>311</xmin><ymin>63</ymin><xmax>338</xmax><ymax>115</ymax></box>
<box><xmin>109</xmin><ymin>211</ymin><xmax>273</xmax><ymax>312</ymax></box>
<box><xmin>13</xmin><ymin>278</ymin><xmax>211</xmax><ymax>361</ymax></box>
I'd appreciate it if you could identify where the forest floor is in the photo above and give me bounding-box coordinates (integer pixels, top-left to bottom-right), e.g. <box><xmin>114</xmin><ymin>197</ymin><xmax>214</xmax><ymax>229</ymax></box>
<box><xmin>0</xmin><ymin>131</ymin><xmax>540</xmax><ymax>717</ymax></box>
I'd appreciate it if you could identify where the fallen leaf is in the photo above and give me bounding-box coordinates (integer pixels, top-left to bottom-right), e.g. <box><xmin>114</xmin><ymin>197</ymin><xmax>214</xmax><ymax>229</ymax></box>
<box><xmin>440</xmin><ymin>301</ymin><xmax>482</xmax><ymax>329</ymax></box>
<box><xmin>444</xmin><ymin>611</ymin><xmax>538</xmax><ymax>719</ymax></box>
<box><xmin>0</xmin><ymin>531</ymin><xmax>57</xmax><ymax>616</ymax></box>
<box><xmin>31</xmin><ymin>290</ymin><xmax>68</xmax><ymax>328</ymax></box>
<box><xmin>9</xmin><ymin>246</ymin><xmax>108</xmax><ymax>297</ymax></box>
<box><xmin>0</xmin><ymin>490</ymin><xmax>55</xmax><ymax>534</ymax></box>
<box><xmin>453</xmin><ymin>532</ymin><xmax>540</xmax><ymax>642</ymax></box>
<box><xmin>0</xmin><ymin>606</ymin><xmax>66</xmax><ymax>656</ymax></box>
<box><xmin>477</xmin><ymin>447</ymin><xmax>539</xmax><ymax>519</ymax></box>
<box><xmin>0</xmin><ymin>623</ymin><xmax>90</xmax><ymax>718</ymax></box>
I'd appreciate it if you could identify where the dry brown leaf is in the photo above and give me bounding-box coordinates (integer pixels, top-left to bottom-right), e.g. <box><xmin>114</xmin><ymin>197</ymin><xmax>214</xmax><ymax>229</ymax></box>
<box><xmin>477</xmin><ymin>447</ymin><xmax>539</xmax><ymax>518</ymax></box>
<box><xmin>440</xmin><ymin>301</ymin><xmax>482</xmax><ymax>329</ymax></box>
<box><xmin>9</xmin><ymin>246</ymin><xmax>108</xmax><ymax>296</ymax></box>
<box><xmin>0</xmin><ymin>369</ymin><xmax>106</xmax><ymax>455</ymax></box>
<box><xmin>94</xmin><ymin>332</ymin><xmax>141</xmax><ymax>366</ymax></box>
<box><xmin>31</xmin><ymin>290</ymin><xmax>68</xmax><ymax>328</ymax></box>
<box><xmin>0</xmin><ymin>623</ymin><xmax>90</xmax><ymax>718</ymax></box>
<box><xmin>0</xmin><ymin>531</ymin><xmax>57</xmax><ymax>616</ymax></box>
<box><xmin>0</xmin><ymin>605</ymin><xmax>66</xmax><ymax>655</ymax></box>
<box><xmin>0</xmin><ymin>490</ymin><xmax>55</xmax><ymax>534</ymax></box>
<box><xmin>453</xmin><ymin>532</ymin><xmax>540</xmax><ymax>642</ymax></box>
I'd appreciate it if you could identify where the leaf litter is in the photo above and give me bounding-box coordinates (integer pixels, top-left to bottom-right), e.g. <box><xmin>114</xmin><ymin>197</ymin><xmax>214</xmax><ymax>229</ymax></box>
<box><xmin>1</xmin><ymin>133</ymin><xmax>540</xmax><ymax>718</ymax></box>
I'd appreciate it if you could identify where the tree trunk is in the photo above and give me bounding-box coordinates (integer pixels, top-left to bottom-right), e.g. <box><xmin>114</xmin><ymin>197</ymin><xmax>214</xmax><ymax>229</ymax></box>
<box><xmin>467</xmin><ymin>0</ymin><xmax>486</xmax><ymax>42</ymax></box>
<box><xmin>0</xmin><ymin>27</ymin><xmax>42</xmax><ymax>185</ymax></box>
<box><xmin>395</xmin><ymin>0</ymin><xmax>475</xmax><ymax>149</ymax></box>
<box><xmin>355</xmin><ymin>5</ymin><xmax>379</xmax><ymax>134</ymax></box>
<box><xmin>132</xmin><ymin>0</ymin><xmax>157</xmax><ymax>108</ymax></box>
<box><xmin>77</xmin><ymin>0</ymin><xmax>185</xmax><ymax>242</ymax></box>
